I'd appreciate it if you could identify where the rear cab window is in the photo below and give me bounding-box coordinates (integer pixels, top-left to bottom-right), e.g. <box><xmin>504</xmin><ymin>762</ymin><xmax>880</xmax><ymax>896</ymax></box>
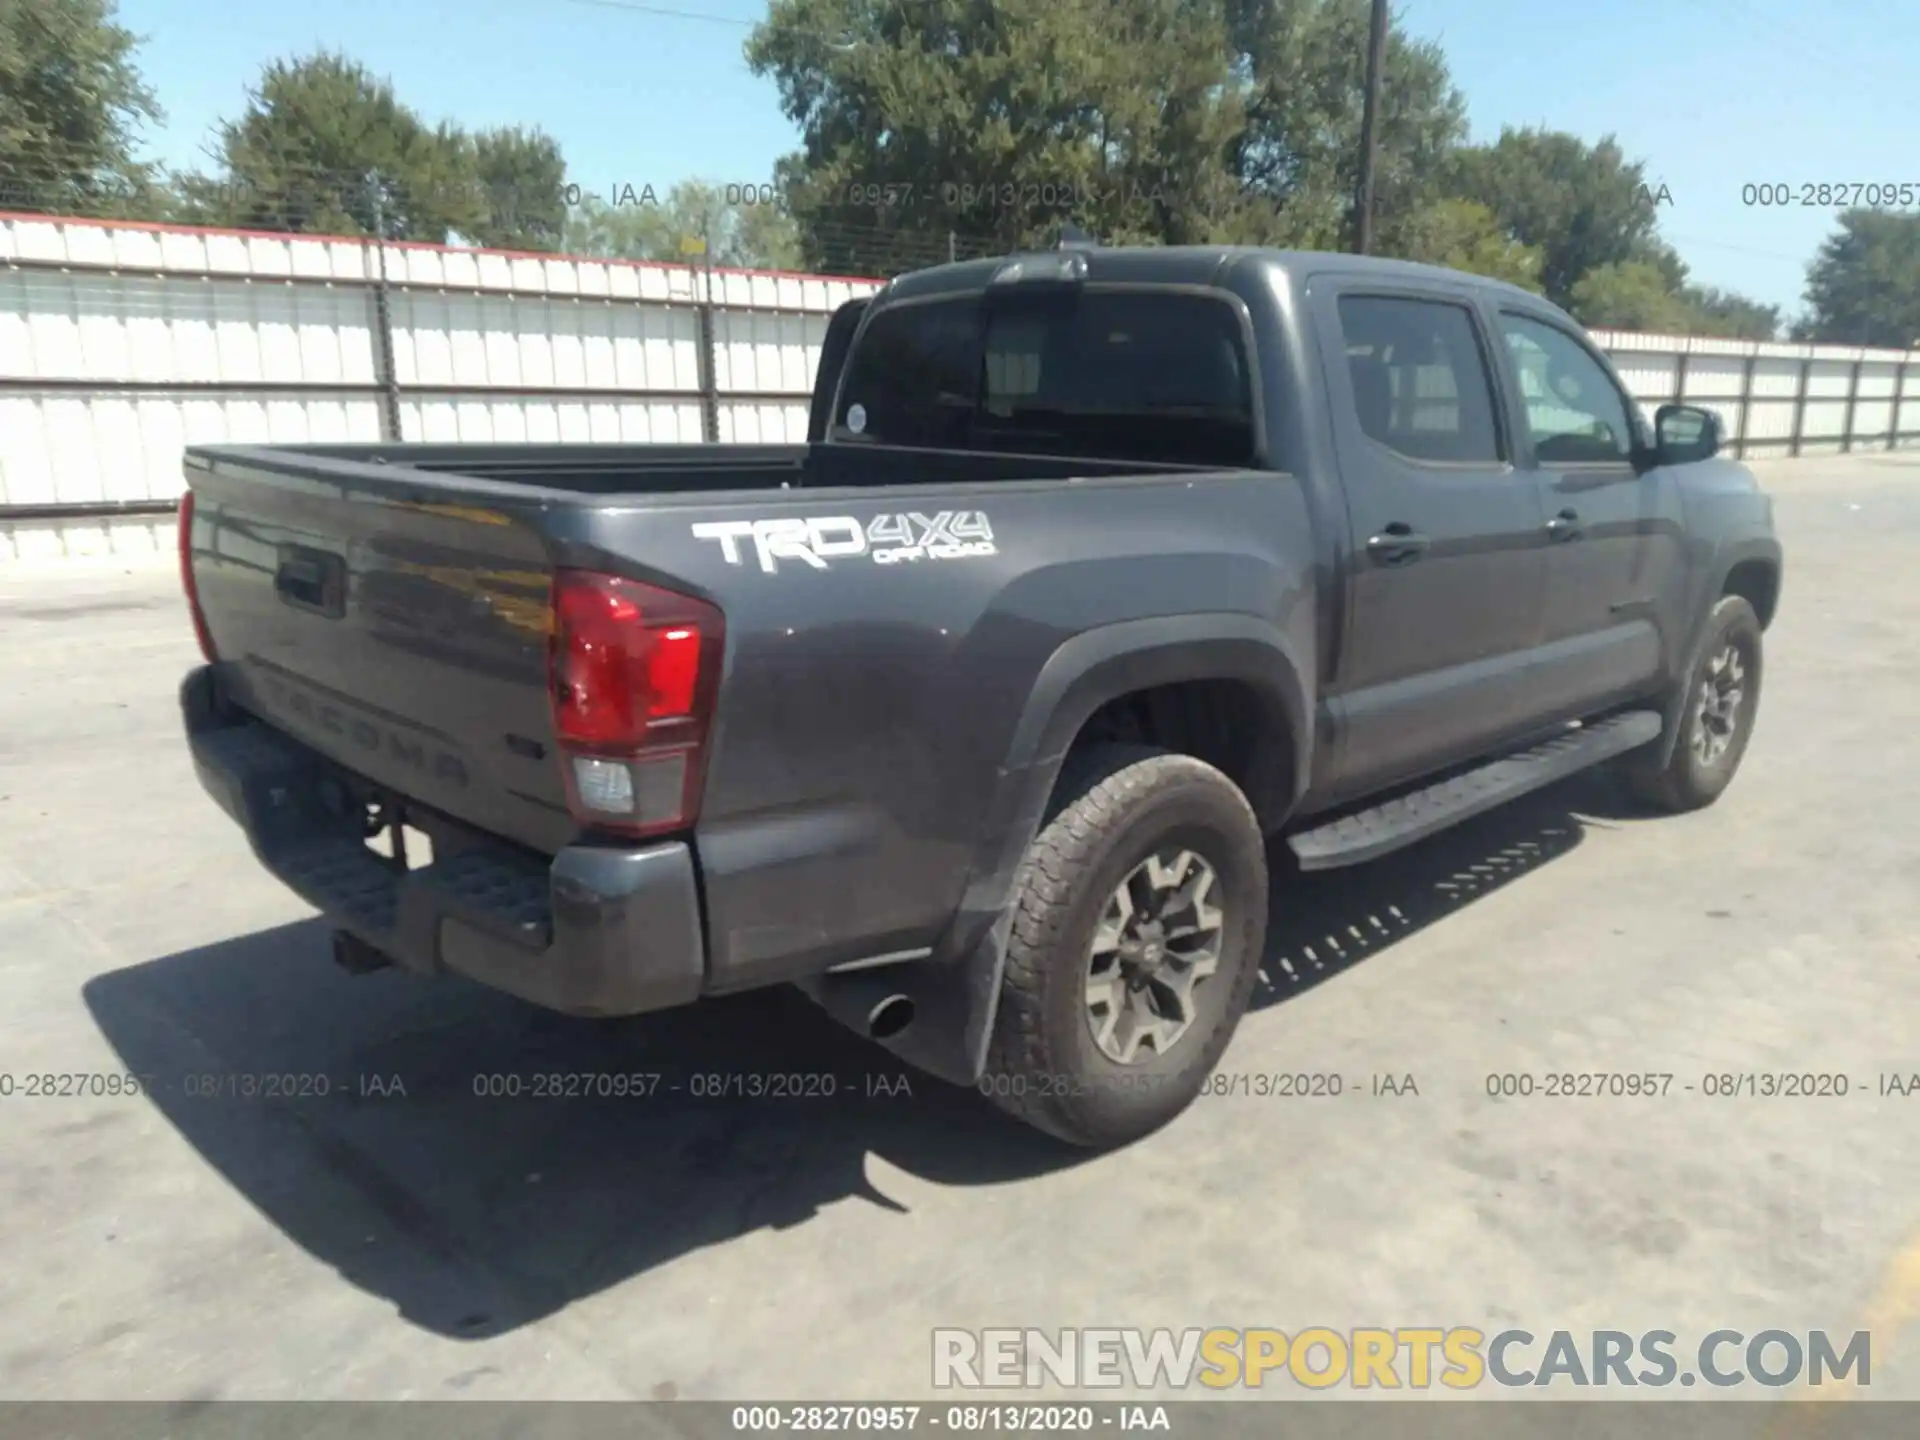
<box><xmin>833</xmin><ymin>290</ymin><xmax>1260</xmax><ymax>468</ymax></box>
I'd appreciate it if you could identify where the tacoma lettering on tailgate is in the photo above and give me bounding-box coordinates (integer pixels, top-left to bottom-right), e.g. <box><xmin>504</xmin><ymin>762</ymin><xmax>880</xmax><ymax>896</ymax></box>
<box><xmin>259</xmin><ymin>675</ymin><xmax>471</xmax><ymax>787</ymax></box>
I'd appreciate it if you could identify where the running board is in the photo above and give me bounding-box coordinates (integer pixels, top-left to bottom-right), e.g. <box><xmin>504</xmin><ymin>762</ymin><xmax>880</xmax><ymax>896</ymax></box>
<box><xmin>1287</xmin><ymin>710</ymin><xmax>1663</xmax><ymax>872</ymax></box>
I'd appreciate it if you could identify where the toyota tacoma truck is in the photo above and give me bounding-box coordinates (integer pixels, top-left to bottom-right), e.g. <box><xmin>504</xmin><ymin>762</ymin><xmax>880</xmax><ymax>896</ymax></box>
<box><xmin>176</xmin><ymin>242</ymin><xmax>1782</xmax><ymax>1148</ymax></box>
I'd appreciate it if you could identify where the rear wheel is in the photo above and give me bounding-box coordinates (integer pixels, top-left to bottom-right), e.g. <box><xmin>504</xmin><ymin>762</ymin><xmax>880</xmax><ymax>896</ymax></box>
<box><xmin>1623</xmin><ymin>595</ymin><xmax>1764</xmax><ymax>812</ymax></box>
<box><xmin>983</xmin><ymin>746</ymin><xmax>1268</xmax><ymax>1148</ymax></box>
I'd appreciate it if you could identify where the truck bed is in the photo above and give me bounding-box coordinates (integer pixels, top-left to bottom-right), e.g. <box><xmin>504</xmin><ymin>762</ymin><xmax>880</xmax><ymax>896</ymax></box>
<box><xmin>248</xmin><ymin>439</ymin><xmax>1201</xmax><ymax>495</ymax></box>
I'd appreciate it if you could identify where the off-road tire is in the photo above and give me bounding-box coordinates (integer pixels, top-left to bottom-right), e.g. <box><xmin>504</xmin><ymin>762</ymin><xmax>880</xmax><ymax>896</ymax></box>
<box><xmin>1623</xmin><ymin>594</ymin><xmax>1764</xmax><ymax>812</ymax></box>
<box><xmin>982</xmin><ymin>745</ymin><xmax>1269</xmax><ymax>1148</ymax></box>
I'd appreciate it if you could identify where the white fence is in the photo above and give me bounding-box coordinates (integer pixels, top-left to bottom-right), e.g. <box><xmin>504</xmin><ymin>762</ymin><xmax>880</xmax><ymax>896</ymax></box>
<box><xmin>0</xmin><ymin>213</ymin><xmax>880</xmax><ymax>562</ymax></box>
<box><xmin>3</xmin><ymin>211</ymin><xmax>1917</xmax><ymax>564</ymax></box>
<box><xmin>1592</xmin><ymin>328</ymin><xmax>1920</xmax><ymax>460</ymax></box>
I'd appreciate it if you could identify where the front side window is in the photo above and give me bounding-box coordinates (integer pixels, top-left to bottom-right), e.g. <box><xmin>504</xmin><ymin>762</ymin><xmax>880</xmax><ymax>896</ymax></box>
<box><xmin>1335</xmin><ymin>294</ymin><xmax>1502</xmax><ymax>465</ymax></box>
<box><xmin>834</xmin><ymin>290</ymin><xmax>1257</xmax><ymax>467</ymax></box>
<box><xmin>1498</xmin><ymin>313</ymin><xmax>1635</xmax><ymax>464</ymax></box>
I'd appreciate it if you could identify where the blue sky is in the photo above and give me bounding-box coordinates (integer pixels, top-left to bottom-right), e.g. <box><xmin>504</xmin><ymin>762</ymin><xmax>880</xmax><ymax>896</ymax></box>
<box><xmin>115</xmin><ymin>0</ymin><xmax>1920</xmax><ymax>320</ymax></box>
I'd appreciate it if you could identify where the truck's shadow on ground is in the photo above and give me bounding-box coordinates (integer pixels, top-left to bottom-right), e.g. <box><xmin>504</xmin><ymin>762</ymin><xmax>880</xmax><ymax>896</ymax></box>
<box><xmin>83</xmin><ymin>770</ymin><xmax>1635</xmax><ymax>1339</ymax></box>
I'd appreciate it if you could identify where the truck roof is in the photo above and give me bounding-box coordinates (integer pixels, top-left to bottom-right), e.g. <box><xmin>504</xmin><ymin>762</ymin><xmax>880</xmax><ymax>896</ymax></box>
<box><xmin>884</xmin><ymin>244</ymin><xmax>1554</xmax><ymax>311</ymax></box>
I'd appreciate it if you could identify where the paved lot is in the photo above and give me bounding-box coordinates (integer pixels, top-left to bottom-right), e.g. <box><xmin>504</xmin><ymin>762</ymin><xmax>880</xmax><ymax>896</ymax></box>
<box><xmin>1</xmin><ymin>454</ymin><xmax>1917</xmax><ymax>1409</ymax></box>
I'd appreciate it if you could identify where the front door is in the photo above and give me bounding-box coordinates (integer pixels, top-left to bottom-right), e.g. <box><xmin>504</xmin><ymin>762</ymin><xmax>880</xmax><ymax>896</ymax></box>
<box><xmin>1315</xmin><ymin>285</ymin><xmax>1548</xmax><ymax>801</ymax></box>
<box><xmin>1490</xmin><ymin>310</ymin><xmax>1687</xmax><ymax>720</ymax></box>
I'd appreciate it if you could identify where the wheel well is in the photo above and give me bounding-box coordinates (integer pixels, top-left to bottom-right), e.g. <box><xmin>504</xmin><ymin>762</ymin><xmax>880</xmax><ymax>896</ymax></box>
<box><xmin>1063</xmin><ymin>679</ymin><xmax>1294</xmax><ymax>830</ymax></box>
<box><xmin>1722</xmin><ymin>559</ymin><xmax>1779</xmax><ymax>629</ymax></box>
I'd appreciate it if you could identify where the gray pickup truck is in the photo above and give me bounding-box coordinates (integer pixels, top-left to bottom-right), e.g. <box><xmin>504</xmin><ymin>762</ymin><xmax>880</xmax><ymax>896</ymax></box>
<box><xmin>177</xmin><ymin>241</ymin><xmax>1782</xmax><ymax>1148</ymax></box>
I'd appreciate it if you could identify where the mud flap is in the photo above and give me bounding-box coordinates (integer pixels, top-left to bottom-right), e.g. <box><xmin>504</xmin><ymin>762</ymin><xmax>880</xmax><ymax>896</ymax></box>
<box><xmin>797</xmin><ymin>908</ymin><xmax>1015</xmax><ymax>1089</ymax></box>
<box><xmin>794</xmin><ymin>749</ymin><xmax>1062</xmax><ymax>1087</ymax></box>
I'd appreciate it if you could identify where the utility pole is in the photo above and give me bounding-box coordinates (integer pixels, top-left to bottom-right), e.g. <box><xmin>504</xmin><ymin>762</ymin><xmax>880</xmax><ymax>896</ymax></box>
<box><xmin>1353</xmin><ymin>0</ymin><xmax>1390</xmax><ymax>255</ymax></box>
<box><xmin>695</xmin><ymin>211</ymin><xmax>719</xmax><ymax>444</ymax></box>
<box><xmin>366</xmin><ymin>172</ymin><xmax>403</xmax><ymax>441</ymax></box>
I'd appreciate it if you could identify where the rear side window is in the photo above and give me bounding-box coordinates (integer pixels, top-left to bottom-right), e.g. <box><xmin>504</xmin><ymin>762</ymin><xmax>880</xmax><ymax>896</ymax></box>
<box><xmin>1336</xmin><ymin>295</ymin><xmax>1502</xmax><ymax>465</ymax></box>
<box><xmin>835</xmin><ymin>291</ymin><xmax>1257</xmax><ymax>467</ymax></box>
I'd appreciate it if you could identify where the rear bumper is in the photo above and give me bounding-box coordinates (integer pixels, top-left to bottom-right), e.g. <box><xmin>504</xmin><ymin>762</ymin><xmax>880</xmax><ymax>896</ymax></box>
<box><xmin>181</xmin><ymin>665</ymin><xmax>707</xmax><ymax>1017</ymax></box>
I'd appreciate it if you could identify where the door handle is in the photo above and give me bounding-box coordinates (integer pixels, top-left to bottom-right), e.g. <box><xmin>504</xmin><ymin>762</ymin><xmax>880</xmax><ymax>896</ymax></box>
<box><xmin>275</xmin><ymin>544</ymin><xmax>346</xmax><ymax>618</ymax></box>
<box><xmin>1365</xmin><ymin>523</ymin><xmax>1431</xmax><ymax>566</ymax></box>
<box><xmin>1545</xmin><ymin>509</ymin><xmax>1584</xmax><ymax>543</ymax></box>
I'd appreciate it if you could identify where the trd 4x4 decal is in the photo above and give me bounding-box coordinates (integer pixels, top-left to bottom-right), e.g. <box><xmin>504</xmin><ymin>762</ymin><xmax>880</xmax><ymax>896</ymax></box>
<box><xmin>691</xmin><ymin>511</ymin><xmax>997</xmax><ymax>573</ymax></box>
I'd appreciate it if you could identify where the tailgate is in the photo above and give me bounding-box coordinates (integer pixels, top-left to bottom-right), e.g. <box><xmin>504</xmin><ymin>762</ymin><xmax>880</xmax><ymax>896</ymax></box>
<box><xmin>185</xmin><ymin>448</ymin><xmax>574</xmax><ymax>855</ymax></box>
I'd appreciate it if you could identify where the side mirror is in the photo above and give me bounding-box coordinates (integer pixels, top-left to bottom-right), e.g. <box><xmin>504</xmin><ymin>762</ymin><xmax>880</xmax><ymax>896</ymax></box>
<box><xmin>1654</xmin><ymin>403</ymin><xmax>1722</xmax><ymax>466</ymax></box>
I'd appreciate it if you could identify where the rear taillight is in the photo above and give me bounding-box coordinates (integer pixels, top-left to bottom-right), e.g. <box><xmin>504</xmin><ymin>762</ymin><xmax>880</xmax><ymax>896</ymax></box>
<box><xmin>177</xmin><ymin>490</ymin><xmax>218</xmax><ymax>662</ymax></box>
<box><xmin>548</xmin><ymin>569</ymin><xmax>725</xmax><ymax>838</ymax></box>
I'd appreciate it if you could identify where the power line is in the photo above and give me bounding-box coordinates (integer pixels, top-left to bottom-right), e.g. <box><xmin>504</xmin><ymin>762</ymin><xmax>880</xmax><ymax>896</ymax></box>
<box><xmin>560</xmin><ymin>0</ymin><xmax>759</xmax><ymax>25</ymax></box>
<box><xmin>557</xmin><ymin>0</ymin><xmax>861</xmax><ymax>57</ymax></box>
<box><xmin>1663</xmin><ymin>234</ymin><xmax>1816</xmax><ymax>265</ymax></box>
<box><xmin>1670</xmin><ymin>0</ymin><xmax>1903</xmax><ymax>99</ymax></box>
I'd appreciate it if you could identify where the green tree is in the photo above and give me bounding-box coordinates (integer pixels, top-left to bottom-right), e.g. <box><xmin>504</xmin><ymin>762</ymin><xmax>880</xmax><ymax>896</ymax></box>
<box><xmin>171</xmin><ymin>52</ymin><xmax>488</xmax><ymax>241</ymax></box>
<box><xmin>1800</xmin><ymin>209</ymin><xmax>1920</xmax><ymax>348</ymax></box>
<box><xmin>466</xmin><ymin>126</ymin><xmax>569</xmax><ymax>251</ymax></box>
<box><xmin>747</xmin><ymin>0</ymin><xmax>1254</xmax><ymax>273</ymax></box>
<box><xmin>0</xmin><ymin>0</ymin><xmax>163</xmax><ymax>217</ymax></box>
<box><xmin>562</xmin><ymin>191</ymin><xmax>671</xmax><ymax>259</ymax></box>
<box><xmin>745</xmin><ymin>0</ymin><xmax>1472</xmax><ymax>272</ymax></box>
<box><xmin>1680</xmin><ymin>284</ymin><xmax>1779</xmax><ymax>341</ymax></box>
<box><xmin>1388</xmin><ymin>197</ymin><xmax>1543</xmax><ymax>291</ymax></box>
<box><xmin>1567</xmin><ymin>260</ymin><xmax>1697</xmax><ymax>333</ymax></box>
<box><xmin>1449</xmin><ymin>128</ymin><xmax>1671</xmax><ymax>308</ymax></box>
<box><xmin>563</xmin><ymin>180</ymin><xmax>804</xmax><ymax>270</ymax></box>
<box><xmin>1634</xmin><ymin>236</ymin><xmax>1690</xmax><ymax>293</ymax></box>
<box><xmin>1226</xmin><ymin>0</ymin><xmax>1467</xmax><ymax>250</ymax></box>
<box><xmin>733</xmin><ymin>195</ymin><xmax>806</xmax><ymax>270</ymax></box>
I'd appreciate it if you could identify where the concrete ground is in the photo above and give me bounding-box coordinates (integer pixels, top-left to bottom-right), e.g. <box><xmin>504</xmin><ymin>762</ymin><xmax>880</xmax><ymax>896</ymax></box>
<box><xmin>0</xmin><ymin>454</ymin><xmax>1916</xmax><ymax>1411</ymax></box>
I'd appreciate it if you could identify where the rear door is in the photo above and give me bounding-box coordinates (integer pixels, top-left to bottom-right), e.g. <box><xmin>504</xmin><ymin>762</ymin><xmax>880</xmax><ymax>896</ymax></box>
<box><xmin>1313</xmin><ymin>283</ymin><xmax>1548</xmax><ymax>799</ymax></box>
<box><xmin>1489</xmin><ymin>309</ymin><xmax>1687</xmax><ymax>718</ymax></box>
